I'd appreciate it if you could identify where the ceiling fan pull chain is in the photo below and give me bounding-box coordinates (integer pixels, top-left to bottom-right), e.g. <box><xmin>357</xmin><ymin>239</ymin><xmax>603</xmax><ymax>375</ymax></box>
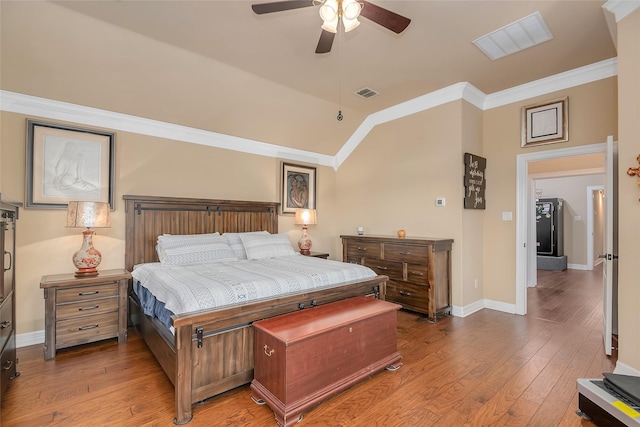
<box><xmin>337</xmin><ymin>19</ymin><xmax>344</xmax><ymax>121</ymax></box>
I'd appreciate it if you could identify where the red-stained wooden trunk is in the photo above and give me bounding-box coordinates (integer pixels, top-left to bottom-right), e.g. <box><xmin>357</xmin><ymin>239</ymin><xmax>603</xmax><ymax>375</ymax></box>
<box><xmin>251</xmin><ymin>296</ymin><xmax>402</xmax><ymax>426</ymax></box>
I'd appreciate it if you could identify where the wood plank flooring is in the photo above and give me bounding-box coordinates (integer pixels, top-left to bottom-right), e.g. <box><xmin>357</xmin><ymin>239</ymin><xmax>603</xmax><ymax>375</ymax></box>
<box><xmin>2</xmin><ymin>266</ymin><xmax>616</xmax><ymax>426</ymax></box>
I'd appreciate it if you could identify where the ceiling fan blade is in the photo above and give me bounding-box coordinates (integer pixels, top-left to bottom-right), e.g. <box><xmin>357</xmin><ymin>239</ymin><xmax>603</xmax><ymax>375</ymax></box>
<box><xmin>315</xmin><ymin>30</ymin><xmax>335</xmax><ymax>54</ymax></box>
<box><xmin>360</xmin><ymin>1</ymin><xmax>411</xmax><ymax>34</ymax></box>
<box><xmin>251</xmin><ymin>1</ymin><xmax>314</xmax><ymax>15</ymax></box>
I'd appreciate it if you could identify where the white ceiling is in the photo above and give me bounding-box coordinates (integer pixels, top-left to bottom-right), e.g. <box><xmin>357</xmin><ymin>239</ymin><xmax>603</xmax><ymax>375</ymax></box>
<box><xmin>53</xmin><ymin>0</ymin><xmax>617</xmax><ymax>116</ymax></box>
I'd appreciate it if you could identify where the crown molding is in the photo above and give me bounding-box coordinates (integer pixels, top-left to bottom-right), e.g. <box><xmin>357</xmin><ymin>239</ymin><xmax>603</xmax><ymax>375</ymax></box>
<box><xmin>0</xmin><ymin>90</ymin><xmax>335</xmax><ymax>167</ymax></box>
<box><xmin>603</xmin><ymin>0</ymin><xmax>640</xmax><ymax>22</ymax></box>
<box><xmin>483</xmin><ymin>58</ymin><xmax>618</xmax><ymax>110</ymax></box>
<box><xmin>0</xmin><ymin>58</ymin><xmax>618</xmax><ymax>170</ymax></box>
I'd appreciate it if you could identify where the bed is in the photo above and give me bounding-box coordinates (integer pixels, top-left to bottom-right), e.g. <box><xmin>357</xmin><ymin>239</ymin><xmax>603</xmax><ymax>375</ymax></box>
<box><xmin>123</xmin><ymin>195</ymin><xmax>389</xmax><ymax>424</ymax></box>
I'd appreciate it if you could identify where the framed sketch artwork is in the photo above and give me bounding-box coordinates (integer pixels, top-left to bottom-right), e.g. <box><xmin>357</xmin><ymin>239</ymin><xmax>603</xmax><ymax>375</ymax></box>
<box><xmin>281</xmin><ymin>162</ymin><xmax>316</xmax><ymax>215</ymax></box>
<box><xmin>521</xmin><ymin>97</ymin><xmax>568</xmax><ymax>147</ymax></box>
<box><xmin>26</xmin><ymin>120</ymin><xmax>115</xmax><ymax>209</ymax></box>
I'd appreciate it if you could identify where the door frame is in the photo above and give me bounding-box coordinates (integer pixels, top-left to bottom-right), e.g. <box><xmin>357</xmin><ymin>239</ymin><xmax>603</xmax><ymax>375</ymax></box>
<box><xmin>515</xmin><ymin>143</ymin><xmax>607</xmax><ymax>315</ymax></box>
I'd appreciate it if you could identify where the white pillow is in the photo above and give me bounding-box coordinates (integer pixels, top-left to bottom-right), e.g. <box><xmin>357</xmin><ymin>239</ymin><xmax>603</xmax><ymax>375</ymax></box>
<box><xmin>223</xmin><ymin>231</ymin><xmax>269</xmax><ymax>259</ymax></box>
<box><xmin>156</xmin><ymin>233</ymin><xmax>237</xmax><ymax>265</ymax></box>
<box><xmin>239</xmin><ymin>233</ymin><xmax>297</xmax><ymax>260</ymax></box>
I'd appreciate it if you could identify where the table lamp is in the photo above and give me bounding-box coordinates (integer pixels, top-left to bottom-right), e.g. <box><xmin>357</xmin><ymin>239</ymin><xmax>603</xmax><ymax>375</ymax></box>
<box><xmin>66</xmin><ymin>201</ymin><xmax>111</xmax><ymax>277</ymax></box>
<box><xmin>294</xmin><ymin>208</ymin><xmax>317</xmax><ymax>255</ymax></box>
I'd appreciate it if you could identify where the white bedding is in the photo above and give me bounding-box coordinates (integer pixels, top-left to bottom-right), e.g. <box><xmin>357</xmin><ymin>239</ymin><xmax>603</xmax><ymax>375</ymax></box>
<box><xmin>132</xmin><ymin>254</ymin><xmax>377</xmax><ymax>317</ymax></box>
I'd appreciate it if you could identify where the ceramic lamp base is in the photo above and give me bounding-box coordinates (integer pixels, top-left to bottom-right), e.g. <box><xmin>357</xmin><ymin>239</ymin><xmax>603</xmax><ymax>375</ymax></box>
<box><xmin>73</xmin><ymin>228</ymin><xmax>102</xmax><ymax>277</ymax></box>
<box><xmin>298</xmin><ymin>225</ymin><xmax>312</xmax><ymax>255</ymax></box>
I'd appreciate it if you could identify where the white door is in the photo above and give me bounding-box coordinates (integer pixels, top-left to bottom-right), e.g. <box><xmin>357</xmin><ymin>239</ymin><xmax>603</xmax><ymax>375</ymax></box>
<box><xmin>602</xmin><ymin>135</ymin><xmax>618</xmax><ymax>355</ymax></box>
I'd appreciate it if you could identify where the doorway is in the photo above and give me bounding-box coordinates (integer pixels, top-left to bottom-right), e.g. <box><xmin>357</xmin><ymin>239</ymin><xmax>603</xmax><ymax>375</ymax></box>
<box><xmin>515</xmin><ymin>143</ymin><xmax>607</xmax><ymax>315</ymax></box>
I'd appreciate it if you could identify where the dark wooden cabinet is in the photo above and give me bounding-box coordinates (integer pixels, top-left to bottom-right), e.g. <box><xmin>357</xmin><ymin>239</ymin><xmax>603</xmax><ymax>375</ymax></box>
<box><xmin>251</xmin><ymin>296</ymin><xmax>401</xmax><ymax>426</ymax></box>
<box><xmin>40</xmin><ymin>269</ymin><xmax>131</xmax><ymax>360</ymax></box>
<box><xmin>0</xmin><ymin>196</ymin><xmax>20</xmax><ymax>410</ymax></box>
<box><xmin>341</xmin><ymin>235</ymin><xmax>453</xmax><ymax>322</ymax></box>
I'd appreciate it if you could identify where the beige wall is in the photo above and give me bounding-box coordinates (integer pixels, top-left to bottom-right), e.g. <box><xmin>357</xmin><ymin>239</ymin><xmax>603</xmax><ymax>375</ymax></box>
<box><xmin>482</xmin><ymin>78</ymin><xmax>617</xmax><ymax>304</ymax></box>
<box><xmin>334</xmin><ymin>100</ymin><xmax>484</xmax><ymax>311</ymax></box>
<box><xmin>615</xmin><ymin>8</ymin><xmax>640</xmax><ymax>372</ymax></box>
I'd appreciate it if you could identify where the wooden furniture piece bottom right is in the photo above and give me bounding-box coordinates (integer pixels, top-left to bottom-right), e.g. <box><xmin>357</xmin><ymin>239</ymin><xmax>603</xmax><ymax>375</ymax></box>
<box><xmin>341</xmin><ymin>235</ymin><xmax>453</xmax><ymax>322</ymax></box>
<box><xmin>251</xmin><ymin>296</ymin><xmax>402</xmax><ymax>427</ymax></box>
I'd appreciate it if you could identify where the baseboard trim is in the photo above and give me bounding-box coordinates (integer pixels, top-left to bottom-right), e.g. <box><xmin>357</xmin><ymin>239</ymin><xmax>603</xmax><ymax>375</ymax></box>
<box><xmin>17</xmin><ymin>330</ymin><xmax>44</xmax><ymax>348</ymax></box>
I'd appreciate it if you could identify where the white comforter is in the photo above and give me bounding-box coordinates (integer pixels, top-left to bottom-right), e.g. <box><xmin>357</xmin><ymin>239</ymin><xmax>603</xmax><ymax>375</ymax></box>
<box><xmin>132</xmin><ymin>255</ymin><xmax>376</xmax><ymax>316</ymax></box>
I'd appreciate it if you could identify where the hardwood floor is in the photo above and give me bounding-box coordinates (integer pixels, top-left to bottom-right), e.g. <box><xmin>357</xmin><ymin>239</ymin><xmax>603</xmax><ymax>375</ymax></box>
<box><xmin>2</xmin><ymin>266</ymin><xmax>616</xmax><ymax>426</ymax></box>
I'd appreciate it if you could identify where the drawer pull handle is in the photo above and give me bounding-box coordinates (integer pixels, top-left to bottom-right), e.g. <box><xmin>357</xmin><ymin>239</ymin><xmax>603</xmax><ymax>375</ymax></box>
<box><xmin>399</xmin><ymin>290</ymin><xmax>412</xmax><ymax>296</ymax></box>
<box><xmin>79</xmin><ymin>305</ymin><xmax>99</xmax><ymax>311</ymax></box>
<box><xmin>376</xmin><ymin>266</ymin><xmax>388</xmax><ymax>270</ymax></box>
<box><xmin>263</xmin><ymin>344</ymin><xmax>275</xmax><ymax>357</ymax></box>
<box><xmin>0</xmin><ymin>320</ymin><xmax>11</xmax><ymax>329</ymax></box>
<box><xmin>357</xmin><ymin>247</ymin><xmax>367</xmax><ymax>251</ymax></box>
<box><xmin>3</xmin><ymin>360</ymin><xmax>13</xmax><ymax>371</ymax></box>
<box><xmin>79</xmin><ymin>291</ymin><xmax>99</xmax><ymax>296</ymax></box>
<box><xmin>410</xmin><ymin>271</ymin><xmax>424</xmax><ymax>276</ymax></box>
<box><xmin>400</xmin><ymin>251</ymin><xmax>411</xmax><ymax>255</ymax></box>
<box><xmin>78</xmin><ymin>324</ymin><xmax>99</xmax><ymax>331</ymax></box>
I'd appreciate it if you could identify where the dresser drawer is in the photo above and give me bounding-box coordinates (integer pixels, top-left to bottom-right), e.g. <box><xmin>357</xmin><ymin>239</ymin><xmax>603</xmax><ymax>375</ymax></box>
<box><xmin>346</xmin><ymin>241</ymin><xmax>381</xmax><ymax>259</ymax></box>
<box><xmin>364</xmin><ymin>259</ymin><xmax>403</xmax><ymax>280</ymax></box>
<box><xmin>57</xmin><ymin>284</ymin><xmax>119</xmax><ymax>304</ymax></box>
<box><xmin>386</xmin><ymin>281</ymin><xmax>429</xmax><ymax>311</ymax></box>
<box><xmin>56</xmin><ymin>312</ymin><xmax>119</xmax><ymax>349</ymax></box>
<box><xmin>56</xmin><ymin>297</ymin><xmax>118</xmax><ymax>320</ymax></box>
<box><xmin>0</xmin><ymin>331</ymin><xmax>16</xmax><ymax>395</ymax></box>
<box><xmin>384</xmin><ymin>244</ymin><xmax>429</xmax><ymax>264</ymax></box>
<box><xmin>345</xmin><ymin>255</ymin><xmax>364</xmax><ymax>265</ymax></box>
<box><xmin>406</xmin><ymin>264</ymin><xmax>429</xmax><ymax>285</ymax></box>
<box><xmin>0</xmin><ymin>298</ymin><xmax>13</xmax><ymax>352</ymax></box>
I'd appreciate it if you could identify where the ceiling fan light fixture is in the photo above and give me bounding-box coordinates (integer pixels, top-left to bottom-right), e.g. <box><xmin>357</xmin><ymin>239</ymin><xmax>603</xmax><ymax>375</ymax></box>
<box><xmin>319</xmin><ymin>0</ymin><xmax>362</xmax><ymax>34</ymax></box>
<box><xmin>342</xmin><ymin>16</ymin><xmax>360</xmax><ymax>32</ymax></box>
<box><xmin>342</xmin><ymin>0</ymin><xmax>362</xmax><ymax>20</ymax></box>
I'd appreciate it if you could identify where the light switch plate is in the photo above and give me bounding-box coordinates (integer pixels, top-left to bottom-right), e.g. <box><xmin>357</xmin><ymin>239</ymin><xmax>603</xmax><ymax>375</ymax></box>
<box><xmin>436</xmin><ymin>197</ymin><xmax>446</xmax><ymax>207</ymax></box>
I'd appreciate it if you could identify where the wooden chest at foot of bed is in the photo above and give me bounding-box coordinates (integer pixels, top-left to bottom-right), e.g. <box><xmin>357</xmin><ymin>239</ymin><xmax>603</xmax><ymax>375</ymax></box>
<box><xmin>250</xmin><ymin>296</ymin><xmax>402</xmax><ymax>427</ymax></box>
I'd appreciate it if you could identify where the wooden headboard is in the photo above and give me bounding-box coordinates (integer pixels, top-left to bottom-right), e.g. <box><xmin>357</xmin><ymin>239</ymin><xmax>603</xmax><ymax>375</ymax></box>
<box><xmin>123</xmin><ymin>195</ymin><xmax>279</xmax><ymax>272</ymax></box>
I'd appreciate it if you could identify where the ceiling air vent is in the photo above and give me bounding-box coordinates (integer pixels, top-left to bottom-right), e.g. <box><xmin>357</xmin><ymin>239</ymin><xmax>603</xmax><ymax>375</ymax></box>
<box><xmin>354</xmin><ymin>87</ymin><xmax>379</xmax><ymax>99</ymax></box>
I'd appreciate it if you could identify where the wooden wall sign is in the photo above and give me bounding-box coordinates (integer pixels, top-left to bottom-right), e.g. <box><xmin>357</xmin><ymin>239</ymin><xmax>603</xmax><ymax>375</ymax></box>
<box><xmin>464</xmin><ymin>153</ymin><xmax>486</xmax><ymax>209</ymax></box>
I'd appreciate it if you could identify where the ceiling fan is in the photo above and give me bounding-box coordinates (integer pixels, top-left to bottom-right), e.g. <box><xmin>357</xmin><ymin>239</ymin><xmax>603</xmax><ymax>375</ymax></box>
<box><xmin>252</xmin><ymin>0</ymin><xmax>411</xmax><ymax>54</ymax></box>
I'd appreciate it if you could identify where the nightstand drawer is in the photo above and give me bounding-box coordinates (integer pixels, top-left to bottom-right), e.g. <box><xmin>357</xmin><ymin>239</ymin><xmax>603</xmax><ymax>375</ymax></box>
<box><xmin>364</xmin><ymin>259</ymin><xmax>403</xmax><ymax>280</ymax></box>
<box><xmin>57</xmin><ymin>284</ymin><xmax>119</xmax><ymax>304</ymax></box>
<box><xmin>56</xmin><ymin>297</ymin><xmax>118</xmax><ymax>320</ymax></box>
<box><xmin>56</xmin><ymin>312</ymin><xmax>119</xmax><ymax>349</ymax></box>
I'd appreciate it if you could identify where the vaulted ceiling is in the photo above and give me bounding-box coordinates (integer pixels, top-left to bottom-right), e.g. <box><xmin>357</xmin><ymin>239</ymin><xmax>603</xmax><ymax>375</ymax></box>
<box><xmin>2</xmin><ymin>1</ymin><xmax>618</xmax><ymax>159</ymax></box>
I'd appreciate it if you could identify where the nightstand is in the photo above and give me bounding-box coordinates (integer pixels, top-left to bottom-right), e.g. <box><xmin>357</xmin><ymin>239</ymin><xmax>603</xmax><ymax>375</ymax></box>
<box><xmin>39</xmin><ymin>269</ymin><xmax>131</xmax><ymax>360</ymax></box>
<box><xmin>306</xmin><ymin>251</ymin><xmax>329</xmax><ymax>259</ymax></box>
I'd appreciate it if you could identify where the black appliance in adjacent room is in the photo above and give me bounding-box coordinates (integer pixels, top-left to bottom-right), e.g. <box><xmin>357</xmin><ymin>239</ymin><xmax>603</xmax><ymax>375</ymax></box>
<box><xmin>536</xmin><ymin>198</ymin><xmax>564</xmax><ymax>258</ymax></box>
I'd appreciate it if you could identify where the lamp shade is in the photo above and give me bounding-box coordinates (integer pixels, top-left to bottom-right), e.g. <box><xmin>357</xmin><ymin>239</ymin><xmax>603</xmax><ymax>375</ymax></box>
<box><xmin>295</xmin><ymin>209</ymin><xmax>317</xmax><ymax>225</ymax></box>
<box><xmin>66</xmin><ymin>201</ymin><xmax>111</xmax><ymax>228</ymax></box>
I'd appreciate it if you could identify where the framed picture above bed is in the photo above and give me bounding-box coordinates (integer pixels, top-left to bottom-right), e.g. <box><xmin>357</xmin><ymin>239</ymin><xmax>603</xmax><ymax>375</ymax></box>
<box><xmin>281</xmin><ymin>162</ymin><xmax>316</xmax><ymax>215</ymax></box>
<box><xmin>25</xmin><ymin>120</ymin><xmax>115</xmax><ymax>209</ymax></box>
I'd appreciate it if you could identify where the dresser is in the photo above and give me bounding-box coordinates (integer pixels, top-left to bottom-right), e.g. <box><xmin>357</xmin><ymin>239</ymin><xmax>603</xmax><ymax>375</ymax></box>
<box><xmin>251</xmin><ymin>296</ymin><xmax>401</xmax><ymax>426</ymax></box>
<box><xmin>0</xmin><ymin>196</ymin><xmax>20</xmax><ymax>409</ymax></box>
<box><xmin>40</xmin><ymin>269</ymin><xmax>131</xmax><ymax>360</ymax></box>
<box><xmin>341</xmin><ymin>235</ymin><xmax>453</xmax><ymax>322</ymax></box>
